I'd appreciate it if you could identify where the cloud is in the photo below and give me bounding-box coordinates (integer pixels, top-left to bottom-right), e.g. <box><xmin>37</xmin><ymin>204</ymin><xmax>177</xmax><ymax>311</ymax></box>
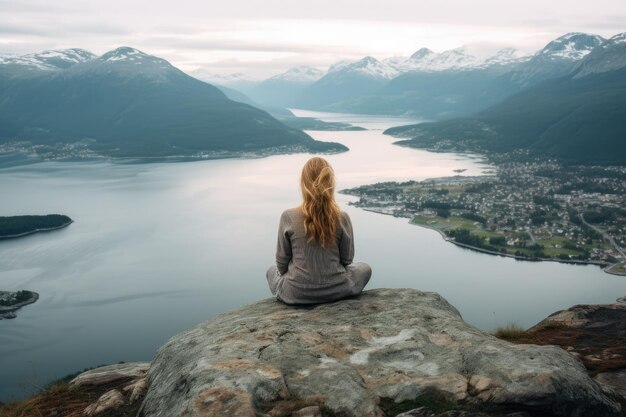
<box><xmin>0</xmin><ymin>0</ymin><xmax>624</xmax><ymax>78</ymax></box>
<box><xmin>0</xmin><ymin>0</ymin><xmax>77</xmax><ymax>14</ymax></box>
<box><xmin>140</xmin><ymin>36</ymin><xmax>358</xmax><ymax>54</ymax></box>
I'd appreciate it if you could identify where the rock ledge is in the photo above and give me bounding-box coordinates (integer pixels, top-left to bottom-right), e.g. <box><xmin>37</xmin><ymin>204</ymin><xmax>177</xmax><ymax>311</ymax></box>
<box><xmin>140</xmin><ymin>289</ymin><xmax>622</xmax><ymax>417</ymax></box>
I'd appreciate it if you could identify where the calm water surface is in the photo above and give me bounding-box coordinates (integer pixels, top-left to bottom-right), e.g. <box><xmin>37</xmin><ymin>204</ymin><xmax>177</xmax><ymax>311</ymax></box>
<box><xmin>1</xmin><ymin>109</ymin><xmax>625</xmax><ymax>400</ymax></box>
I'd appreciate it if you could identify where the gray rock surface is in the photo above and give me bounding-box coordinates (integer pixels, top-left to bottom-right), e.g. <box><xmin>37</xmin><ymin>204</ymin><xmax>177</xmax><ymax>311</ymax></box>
<box><xmin>395</xmin><ymin>409</ymin><xmax>530</xmax><ymax>417</ymax></box>
<box><xmin>71</xmin><ymin>362</ymin><xmax>149</xmax><ymax>386</ymax></box>
<box><xmin>84</xmin><ymin>389</ymin><xmax>126</xmax><ymax>416</ymax></box>
<box><xmin>596</xmin><ymin>369</ymin><xmax>626</xmax><ymax>399</ymax></box>
<box><xmin>526</xmin><ymin>300</ymin><xmax>626</xmax><ymax>403</ymax></box>
<box><xmin>72</xmin><ymin>362</ymin><xmax>149</xmax><ymax>415</ymax></box>
<box><xmin>140</xmin><ymin>289</ymin><xmax>622</xmax><ymax>417</ymax></box>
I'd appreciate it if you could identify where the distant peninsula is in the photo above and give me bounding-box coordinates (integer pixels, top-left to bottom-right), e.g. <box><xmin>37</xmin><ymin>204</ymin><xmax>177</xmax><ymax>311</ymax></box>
<box><xmin>342</xmin><ymin>159</ymin><xmax>626</xmax><ymax>274</ymax></box>
<box><xmin>280</xmin><ymin>116</ymin><xmax>367</xmax><ymax>131</ymax></box>
<box><xmin>0</xmin><ymin>290</ymin><xmax>39</xmax><ymax>319</ymax></box>
<box><xmin>0</xmin><ymin>214</ymin><xmax>73</xmax><ymax>239</ymax></box>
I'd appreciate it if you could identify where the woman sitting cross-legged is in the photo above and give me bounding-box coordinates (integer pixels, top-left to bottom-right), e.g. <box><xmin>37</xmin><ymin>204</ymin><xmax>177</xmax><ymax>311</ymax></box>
<box><xmin>266</xmin><ymin>157</ymin><xmax>372</xmax><ymax>304</ymax></box>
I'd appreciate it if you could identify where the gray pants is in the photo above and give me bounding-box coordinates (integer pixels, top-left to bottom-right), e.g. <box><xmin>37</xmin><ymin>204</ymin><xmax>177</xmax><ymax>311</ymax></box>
<box><xmin>266</xmin><ymin>262</ymin><xmax>372</xmax><ymax>305</ymax></box>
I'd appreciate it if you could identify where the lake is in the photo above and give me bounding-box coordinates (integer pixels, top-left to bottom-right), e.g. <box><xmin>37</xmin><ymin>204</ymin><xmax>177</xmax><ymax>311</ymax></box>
<box><xmin>1</xmin><ymin>109</ymin><xmax>625</xmax><ymax>401</ymax></box>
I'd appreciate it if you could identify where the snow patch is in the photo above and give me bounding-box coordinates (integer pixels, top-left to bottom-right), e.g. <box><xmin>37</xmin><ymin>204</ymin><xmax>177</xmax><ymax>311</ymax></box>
<box><xmin>103</xmin><ymin>47</ymin><xmax>145</xmax><ymax>62</ymax></box>
<box><xmin>0</xmin><ymin>48</ymin><xmax>95</xmax><ymax>70</ymax></box>
<box><xmin>608</xmin><ymin>32</ymin><xmax>626</xmax><ymax>46</ymax></box>
<box><xmin>538</xmin><ymin>33</ymin><xmax>604</xmax><ymax>60</ymax></box>
<box><xmin>328</xmin><ymin>45</ymin><xmax>527</xmax><ymax>81</ymax></box>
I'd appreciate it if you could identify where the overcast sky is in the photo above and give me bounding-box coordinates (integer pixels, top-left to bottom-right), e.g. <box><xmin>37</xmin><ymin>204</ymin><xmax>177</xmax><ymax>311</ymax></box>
<box><xmin>1</xmin><ymin>0</ymin><xmax>625</xmax><ymax>78</ymax></box>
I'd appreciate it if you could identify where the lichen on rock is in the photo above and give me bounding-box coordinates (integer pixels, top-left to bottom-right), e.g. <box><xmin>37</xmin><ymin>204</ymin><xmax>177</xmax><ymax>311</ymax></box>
<box><xmin>138</xmin><ymin>288</ymin><xmax>622</xmax><ymax>417</ymax></box>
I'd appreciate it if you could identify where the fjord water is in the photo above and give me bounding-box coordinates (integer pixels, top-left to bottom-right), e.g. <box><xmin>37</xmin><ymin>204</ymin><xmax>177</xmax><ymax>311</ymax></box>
<box><xmin>1</xmin><ymin>109</ymin><xmax>626</xmax><ymax>401</ymax></box>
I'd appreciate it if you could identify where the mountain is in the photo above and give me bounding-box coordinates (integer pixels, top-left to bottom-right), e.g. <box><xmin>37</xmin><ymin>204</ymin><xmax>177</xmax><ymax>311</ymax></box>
<box><xmin>0</xmin><ymin>47</ymin><xmax>346</xmax><ymax>158</ymax></box>
<box><xmin>574</xmin><ymin>33</ymin><xmax>626</xmax><ymax>78</ymax></box>
<box><xmin>214</xmin><ymin>84</ymin><xmax>295</xmax><ymax>119</ymax></box>
<box><xmin>479</xmin><ymin>48</ymin><xmax>531</xmax><ymax>68</ymax></box>
<box><xmin>411</xmin><ymin>47</ymin><xmax>434</xmax><ymax>60</ymax></box>
<box><xmin>338</xmin><ymin>68</ymin><xmax>511</xmax><ymax>119</ymax></box>
<box><xmin>298</xmin><ymin>34</ymin><xmax>608</xmax><ymax>119</ymax></box>
<box><xmin>385</xmin><ymin>38</ymin><xmax>626</xmax><ymax>164</ymax></box>
<box><xmin>285</xmin><ymin>33</ymin><xmax>610</xmax><ymax>118</ymax></box>
<box><xmin>294</xmin><ymin>57</ymin><xmax>396</xmax><ymax>108</ymax></box>
<box><xmin>408</xmin><ymin>46</ymin><xmax>481</xmax><ymax>71</ymax></box>
<box><xmin>292</xmin><ymin>46</ymin><xmax>533</xmax><ymax>115</ymax></box>
<box><xmin>246</xmin><ymin>66</ymin><xmax>323</xmax><ymax>108</ymax></box>
<box><xmin>269</xmin><ymin>65</ymin><xmax>323</xmax><ymax>83</ymax></box>
<box><xmin>507</xmin><ymin>32</ymin><xmax>605</xmax><ymax>87</ymax></box>
<box><xmin>0</xmin><ymin>48</ymin><xmax>95</xmax><ymax>76</ymax></box>
<box><xmin>314</xmin><ymin>47</ymin><xmax>529</xmax><ymax>118</ymax></box>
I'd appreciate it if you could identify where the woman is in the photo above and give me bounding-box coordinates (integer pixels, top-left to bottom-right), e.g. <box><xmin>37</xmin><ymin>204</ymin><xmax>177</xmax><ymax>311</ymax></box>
<box><xmin>266</xmin><ymin>157</ymin><xmax>372</xmax><ymax>304</ymax></box>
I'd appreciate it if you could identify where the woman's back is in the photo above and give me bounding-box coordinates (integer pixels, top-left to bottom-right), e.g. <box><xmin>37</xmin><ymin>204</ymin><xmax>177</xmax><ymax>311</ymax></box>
<box><xmin>275</xmin><ymin>207</ymin><xmax>354</xmax><ymax>287</ymax></box>
<box><xmin>266</xmin><ymin>156</ymin><xmax>371</xmax><ymax>305</ymax></box>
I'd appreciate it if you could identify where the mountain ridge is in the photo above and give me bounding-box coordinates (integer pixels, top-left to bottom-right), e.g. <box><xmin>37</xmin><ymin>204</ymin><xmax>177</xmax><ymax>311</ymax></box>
<box><xmin>384</xmin><ymin>60</ymin><xmax>626</xmax><ymax>164</ymax></box>
<box><xmin>287</xmin><ymin>32</ymin><xmax>617</xmax><ymax>119</ymax></box>
<box><xmin>0</xmin><ymin>46</ymin><xmax>346</xmax><ymax>159</ymax></box>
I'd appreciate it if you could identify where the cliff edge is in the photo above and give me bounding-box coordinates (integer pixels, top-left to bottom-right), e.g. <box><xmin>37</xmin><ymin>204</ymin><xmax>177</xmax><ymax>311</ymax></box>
<box><xmin>137</xmin><ymin>288</ymin><xmax>621</xmax><ymax>417</ymax></box>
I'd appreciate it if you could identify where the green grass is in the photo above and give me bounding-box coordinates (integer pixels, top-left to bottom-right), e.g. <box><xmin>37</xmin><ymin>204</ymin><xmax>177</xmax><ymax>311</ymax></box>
<box><xmin>411</xmin><ymin>215</ymin><xmax>482</xmax><ymax>231</ymax></box>
<box><xmin>411</xmin><ymin>214</ymin><xmax>602</xmax><ymax>259</ymax></box>
<box><xmin>472</xmin><ymin>230</ymin><xmax>502</xmax><ymax>239</ymax></box>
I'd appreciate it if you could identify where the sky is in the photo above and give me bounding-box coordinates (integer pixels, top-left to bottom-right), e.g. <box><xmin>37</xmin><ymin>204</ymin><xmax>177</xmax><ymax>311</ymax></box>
<box><xmin>1</xmin><ymin>0</ymin><xmax>625</xmax><ymax>79</ymax></box>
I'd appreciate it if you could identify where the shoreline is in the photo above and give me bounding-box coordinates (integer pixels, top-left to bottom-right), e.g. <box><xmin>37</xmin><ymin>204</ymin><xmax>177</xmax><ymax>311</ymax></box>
<box><xmin>0</xmin><ymin>140</ymin><xmax>349</xmax><ymax>168</ymax></box>
<box><xmin>0</xmin><ymin>220</ymin><xmax>73</xmax><ymax>240</ymax></box>
<box><xmin>360</xmin><ymin>208</ymin><xmax>621</xmax><ymax>275</ymax></box>
<box><xmin>0</xmin><ymin>291</ymin><xmax>39</xmax><ymax>319</ymax></box>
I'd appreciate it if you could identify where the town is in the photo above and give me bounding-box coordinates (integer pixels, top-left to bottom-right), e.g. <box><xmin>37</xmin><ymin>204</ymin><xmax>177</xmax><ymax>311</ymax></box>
<box><xmin>342</xmin><ymin>159</ymin><xmax>626</xmax><ymax>274</ymax></box>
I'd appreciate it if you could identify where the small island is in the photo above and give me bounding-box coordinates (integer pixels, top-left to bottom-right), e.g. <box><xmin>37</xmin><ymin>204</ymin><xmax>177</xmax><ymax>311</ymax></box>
<box><xmin>0</xmin><ymin>214</ymin><xmax>73</xmax><ymax>239</ymax></box>
<box><xmin>0</xmin><ymin>290</ymin><xmax>39</xmax><ymax>319</ymax></box>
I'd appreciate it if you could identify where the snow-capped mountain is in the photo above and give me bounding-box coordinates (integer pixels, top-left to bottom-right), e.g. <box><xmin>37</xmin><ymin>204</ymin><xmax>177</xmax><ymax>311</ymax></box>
<box><xmin>480</xmin><ymin>48</ymin><xmax>530</xmax><ymax>67</ymax></box>
<box><xmin>189</xmin><ymin>70</ymin><xmax>258</xmax><ymax>90</ymax></box>
<box><xmin>0</xmin><ymin>45</ymin><xmax>342</xmax><ymax>158</ymax></box>
<box><xmin>382</xmin><ymin>49</ymin><xmax>434</xmax><ymax>74</ymax></box>
<box><xmin>606</xmin><ymin>32</ymin><xmax>626</xmax><ymax>46</ymax></box>
<box><xmin>327</xmin><ymin>56</ymin><xmax>399</xmax><ymax>80</ymax></box>
<box><xmin>537</xmin><ymin>32</ymin><xmax>605</xmax><ymax>60</ymax></box>
<box><xmin>0</xmin><ymin>48</ymin><xmax>96</xmax><ymax>70</ymax></box>
<box><xmin>268</xmin><ymin>66</ymin><xmax>323</xmax><ymax>83</ymax></box>
<box><xmin>97</xmin><ymin>47</ymin><xmax>163</xmax><ymax>64</ymax></box>
<box><xmin>292</xmin><ymin>33</ymin><xmax>612</xmax><ymax>117</ymax></box>
<box><xmin>294</xmin><ymin>46</ymin><xmax>531</xmax><ymax>110</ymax></box>
<box><xmin>416</xmin><ymin>46</ymin><xmax>481</xmax><ymax>70</ymax></box>
<box><xmin>405</xmin><ymin>46</ymin><xmax>530</xmax><ymax>71</ymax></box>
<box><xmin>90</xmin><ymin>47</ymin><xmax>174</xmax><ymax>72</ymax></box>
<box><xmin>247</xmin><ymin>66</ymin><xmax>324</xmax><ymax>107</ymax></box>
<box><xmin>410</xmin><ymin>48</ymin><xmax>434</xmax><ymax>60</ymax></box>
<box><xmin>328</xmin><ymin>46</ymin><xmax>529</xmax><ymax>81</ymax></box>
<box><xmin>574</xmin><ymin>32</ymin><xmax>626</xmax><ymax>78</ymax></box>
<box><xmin>509</xmin><ymin>32</ymin><xmax>606</xmax><ymax>86</ymax></box>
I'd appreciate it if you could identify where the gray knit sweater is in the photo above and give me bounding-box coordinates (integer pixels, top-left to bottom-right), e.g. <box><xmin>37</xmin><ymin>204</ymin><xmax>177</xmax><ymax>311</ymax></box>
<box><xmin>268</xmin><ymin>207</ymin><xmax>371</xmax><ymax>304</ymax></box>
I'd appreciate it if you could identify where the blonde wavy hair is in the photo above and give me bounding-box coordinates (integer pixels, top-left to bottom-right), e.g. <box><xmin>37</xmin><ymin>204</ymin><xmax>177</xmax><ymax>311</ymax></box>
<box><xmin>300</xmin><ymin>157</ymin><xmax>341</xmax><ymax>247</ymax></box>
